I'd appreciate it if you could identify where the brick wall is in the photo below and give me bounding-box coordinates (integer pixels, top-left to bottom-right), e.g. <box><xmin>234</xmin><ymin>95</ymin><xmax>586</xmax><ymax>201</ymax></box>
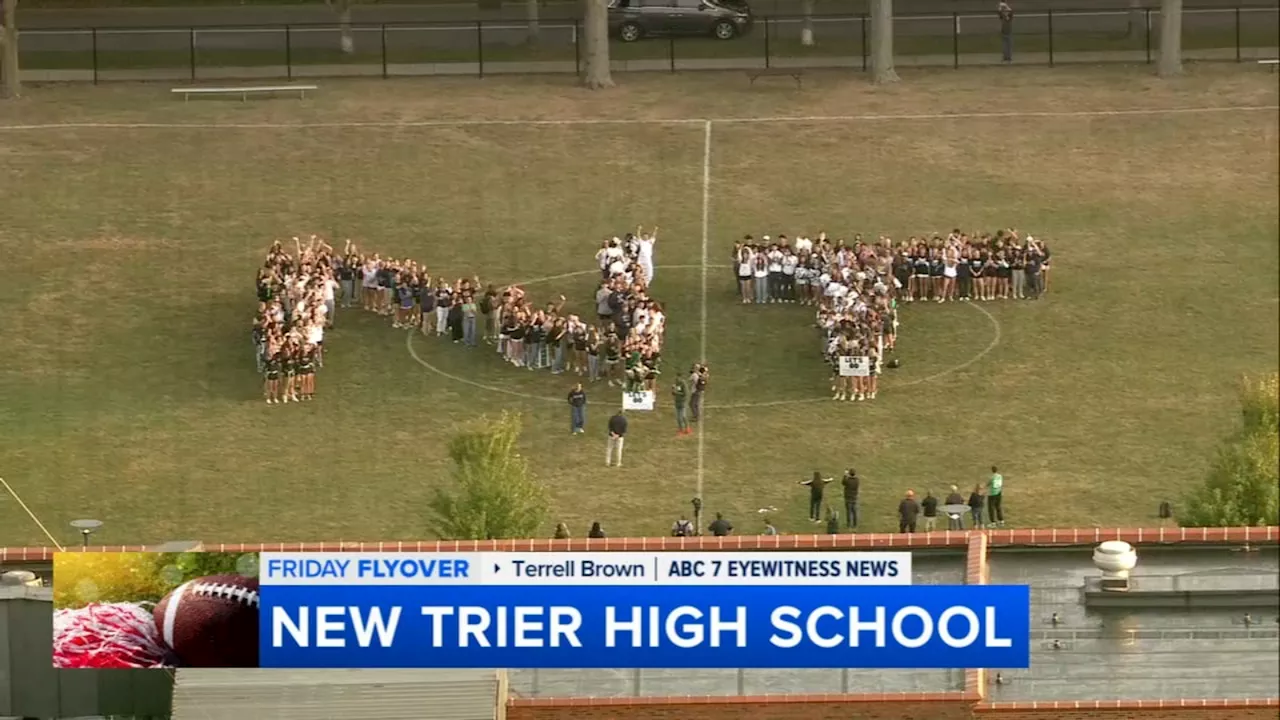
<box><xmin>508</xmin><ymin>698</ymin><xmax>973</xmax><ymax>720</ymax></box>
<box><xmin>974</xmin><ymin>700</ymin><xmax>1280</xmax><ymax>720</ymax></box>
<box><xmin>508</xmin><ymin>699</ymin><xmax>1280</xmax><ymax>720</ymax></box>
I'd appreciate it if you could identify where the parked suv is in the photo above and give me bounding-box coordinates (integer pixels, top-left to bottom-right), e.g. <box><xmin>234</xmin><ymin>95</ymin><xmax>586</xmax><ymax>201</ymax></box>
<box><xmin>608</xmin><ymin>0</ymin><xmax>753</xmax><ymax>42</ymax></box>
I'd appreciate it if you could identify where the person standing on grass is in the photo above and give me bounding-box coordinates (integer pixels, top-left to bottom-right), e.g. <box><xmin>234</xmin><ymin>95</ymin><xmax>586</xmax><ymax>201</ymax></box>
<box><xmin>708</xmin><ymin>512</ymin><xmax>734</xmax><ymax>537</ymax></box>
<box><xmin>799</xmin><ymin>472</ymin><xmax>833</xmax><ymax>523</ymax></box>
<box><xmin>689</xmin><ymin>364</ymin><xmax>708</xmax><ymax>424</ymax></box>
<box><xmin>568</xmin><ymin>383</ymin><xmax>588</xmax><ymax>435</ymax></box>
<box><xmin>841</xmin><ymin>468</ymin><xmax>860</xmax><ymax>529</ymax></box>
<box><xmin>921</xmin><ymin>490</ymin><xmax>939</xmax><ymax>532</ymax></box>
<box><xmin>898</xmin><ymin>490</ymin><xmax>920</xmax><ymax>534</ymax></box>
<box><xmin>606</xmin><ymin>409</ymin><xmax>627</xmax><ymax>467</ymax></box>
<box><xmin>588</xmin><ymin>521</ymin><xmax>607</xmax><ymax>539</ymax></box>
<box><xmin>763</xmin><ymin>517</ymin><xmax>778</xmax><ymax>535</ymax></box>
<box><xmin>968</xmin><ymin>483</ymin><xmax>986</xmax><ymax>528</ymax></box>
<box><xmin>987</xmin><ymin>466</ymin><xmax>1006</xmax><ymax>527</ymax></box>
<box><xmin>998</xmin><ymin>1</ymin><xmax>1014</xmax><ymax>63</ymax></box>
<box><xmin>945</xmin><ymin>485</ymin><xmax>966</xmax><ymax>529</ymax></box>
<box><xmin>672</xmin><ymin>374</ymin><xmax>691</xmax><ymax>436</ymax></box>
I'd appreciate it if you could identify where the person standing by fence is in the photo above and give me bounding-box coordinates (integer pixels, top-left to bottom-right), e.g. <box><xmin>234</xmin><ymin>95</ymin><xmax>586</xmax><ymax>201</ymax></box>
<box><xmin>987</xmin><ymin>465</ymin><xmax>1006</xmax><ymax>527</ymax></box>
<box><xmin>999</xmin><ymin>1</ymin><xmax>1015</xmax><ymax>63</ymax></box>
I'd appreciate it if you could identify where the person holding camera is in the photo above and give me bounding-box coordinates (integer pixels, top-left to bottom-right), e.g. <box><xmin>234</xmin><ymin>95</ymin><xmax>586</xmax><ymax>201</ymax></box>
<box><xmin>689</xmin><ymin>364</ymin><xmax>709</xmax><ymax>423</ymax></box>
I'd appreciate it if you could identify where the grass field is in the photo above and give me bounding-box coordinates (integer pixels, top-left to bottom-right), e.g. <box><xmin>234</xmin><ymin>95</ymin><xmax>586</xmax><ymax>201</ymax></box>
<box><xmin>0</xmin><ymin>66</ymin><xmax>1276</xmax><ymax>548</ymax></box>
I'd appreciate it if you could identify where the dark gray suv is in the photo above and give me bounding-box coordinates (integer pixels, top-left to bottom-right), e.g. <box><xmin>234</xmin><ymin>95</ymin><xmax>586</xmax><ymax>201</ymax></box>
<box><xmin>608</xmin><ymin>0</ymin><xmax>754</xmax><ymax>42</ymax></box>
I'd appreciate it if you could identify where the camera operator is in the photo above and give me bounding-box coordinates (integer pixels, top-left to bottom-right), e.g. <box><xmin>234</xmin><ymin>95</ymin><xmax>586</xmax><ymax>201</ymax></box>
<box><xmin>689</xmin><ymin>363</ymin><xmax>709</xmax><ymax>423</ymax></box>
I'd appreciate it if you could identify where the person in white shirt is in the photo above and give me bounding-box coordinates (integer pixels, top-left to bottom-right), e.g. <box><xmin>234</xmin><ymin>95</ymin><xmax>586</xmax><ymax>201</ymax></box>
<box><xmin>752</xmin><ymin>252</ymin><xmax>769</xmax><ymax>304</ymax></box>
<box><xmin>636</xmin><ymin>226</ymin><xmax>657</xmax><ymax>285</ymax></box>
<box><xmin>737</xmin><ymin>242</ymin><xmax>754</xmax><ymax>303</ymax></box>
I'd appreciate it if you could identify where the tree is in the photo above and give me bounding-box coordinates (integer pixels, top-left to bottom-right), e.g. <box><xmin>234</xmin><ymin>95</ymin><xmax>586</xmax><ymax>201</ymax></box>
<box><xmin>1180</xmin><ymin>373</ymin><xmax>1280</xmax><ymax>527</ymax></box>
<box><xmin>582</xmin><ymin>0</ymin><xmax>614</xmax><ymax>89</ymax></box>
<box><xmin>800</xmin><ymin>0</ymin><xmax>815</xmax><ymax>47</ymax></box>
<box><xmin>325</xmin><ymin>0</ymin><xmax>356</xmax><ymax>54</ymax></box>
<box><xmin>526</xmin><ymin>0</ymin><xmax>541</xmax><ymax>45</ymax></box>
<box><xmin>868</xmin><ymin>0</ymin><xmax>898</xmax><ymax>84</ymax></box>
<box><xmin>1157</xmin><ymin>0</ymin><xmax>1182</xmax><ymax>77</ymax></box>
<box><xmin>427</xmin><ymin>412</ymin><xmax>551</xmax><ymax>540</ymax></box>
<box><xmin>0</xmin><ymin>0</ymin><xmax>20</xmax><ymax>99</ymax></box>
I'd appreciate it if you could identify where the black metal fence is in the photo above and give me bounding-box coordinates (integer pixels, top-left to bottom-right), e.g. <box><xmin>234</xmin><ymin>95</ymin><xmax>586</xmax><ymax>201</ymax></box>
<box><xmin>19</xmin><ymin>6</ymin><xmax>1279</xmax><ymax>83</ymax></box>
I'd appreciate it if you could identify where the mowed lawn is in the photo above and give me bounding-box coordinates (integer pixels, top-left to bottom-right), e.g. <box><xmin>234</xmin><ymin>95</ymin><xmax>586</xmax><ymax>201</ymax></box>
<box><xmin>0</xmin><ymin>66</ymin><xmax>1276</xmax><ymax>547</ymax></box>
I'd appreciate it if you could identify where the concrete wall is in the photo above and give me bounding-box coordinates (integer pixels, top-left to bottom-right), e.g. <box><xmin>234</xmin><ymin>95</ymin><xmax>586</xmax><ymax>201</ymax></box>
<box><xmin>0</xmin><ymin>589</ymin><xmax>172</xmax><ymax>718</ymax></box>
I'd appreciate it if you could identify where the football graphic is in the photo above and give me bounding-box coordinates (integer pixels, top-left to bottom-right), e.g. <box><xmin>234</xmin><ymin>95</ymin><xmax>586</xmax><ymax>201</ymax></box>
<box><xmin>152</xmin><ymin>574</ymin><xmax>260</xmax><ymax>667</ymax></box>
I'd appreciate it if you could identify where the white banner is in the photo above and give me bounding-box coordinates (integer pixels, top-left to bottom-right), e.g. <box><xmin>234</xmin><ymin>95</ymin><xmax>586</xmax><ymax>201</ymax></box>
<box><xmin>839</xmin><ymin>356</ymin><xmax>871</xmax><ymax>377</ymax></box>
<box><xmin>622</xmin><ymin>390</ymin><xmax>655</xmax><ymax>411</ymax></box>
<box><xmin>260</xmin><ymin>552</ymin><xmax>913</xmax><ymax>586</ymax></box>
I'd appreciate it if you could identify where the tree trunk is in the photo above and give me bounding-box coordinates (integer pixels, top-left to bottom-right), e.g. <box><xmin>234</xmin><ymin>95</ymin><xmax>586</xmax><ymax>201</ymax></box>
<box><xmin>337</xmin><ymin>0</ymin><xmax>355</xmax><ymax>54</ymax></box>
<box><xmin>0</xmin><ymin>0</ymin><xmax>20</xmax><ymax>99</ymax></box>
<box><xmin>526</xmin><ymin>0</ymin><xmax>540</xmax><ymax>45</ymax></box>
<box><xmin>800</xmin><ymin>0</ymin><xmax>815</xmax><ymax>46</ymax></box>
<box><xmin>869</xmin><ymin>0</ymin><xmax>897</xmax><ymax>84</ymax></box>
<box><xmin>582</xmin><ymin>0</ymin><xmax>614</xmax><ymax>89</ymax></box>
<box><xmin>1157</xmin><ymin>0</ymin><xmax>1182</xmax><ymax>77</ymax></box>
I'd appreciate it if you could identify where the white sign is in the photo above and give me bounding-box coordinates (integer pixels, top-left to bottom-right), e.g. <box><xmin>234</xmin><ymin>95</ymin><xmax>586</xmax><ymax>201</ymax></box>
<box><xmin>839</xmin><ymin>356</ymin><xmax>871</xmax><ymax>377</ymax></box>
<box><xmin>622</xmin><ymin>390</ymin><xmax>655</xmax><ymax>411</ymax></box>
<box><xmin>259</xmin><ymin>552</ymin><xmax>913</xmax><ymax>586</ymax></box>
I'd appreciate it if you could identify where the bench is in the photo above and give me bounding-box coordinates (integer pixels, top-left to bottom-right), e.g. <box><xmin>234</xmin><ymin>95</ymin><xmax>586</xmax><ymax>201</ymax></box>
<box><xmin>1260</xmin><ymin>59</ymin><xmax>1279</xmax><ymax>72</ymax></box>
<box><xmin>170</xmin><ymin>85</ymin><xmax>318</xmax><ymax>102</ymax></box>
<box><xmin>746</xmin><ymin>68</ymin><xmax>804</xmax><ymax>88</ymax></box>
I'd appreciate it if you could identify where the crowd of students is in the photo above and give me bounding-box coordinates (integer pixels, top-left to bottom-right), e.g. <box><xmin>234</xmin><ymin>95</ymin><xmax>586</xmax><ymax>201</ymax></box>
<box><xmin>253</xmin><ymin>237</ymin><xmax>336</xmax><ymax>404</ymax></box>
<box><xmin>252</xmin><ymin>229</ymin><xmax>669</xmax><ymax>401</ymax></box>
<box><xmin>733</xmin><ymin>228</ymin><xmax>1050</xmax><ymax>402</ymax></box>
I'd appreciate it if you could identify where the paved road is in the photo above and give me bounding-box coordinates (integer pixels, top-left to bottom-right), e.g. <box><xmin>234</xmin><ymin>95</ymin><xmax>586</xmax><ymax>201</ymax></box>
<box><xmin>17</xmin><ymin>3</ymin><xmax>1276</xmax><ymax>56</ymax></box>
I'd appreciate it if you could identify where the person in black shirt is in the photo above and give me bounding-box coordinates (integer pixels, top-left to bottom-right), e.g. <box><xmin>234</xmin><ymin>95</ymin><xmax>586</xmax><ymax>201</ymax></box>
<box><xmin>898</xmin><ymin>490</ymin><xmax>920</xmax><ymax>534</ymax></box>
<box><xmin>799</xmin><ymin>471</ymin><xmax>833</xmax><ymax>522</ymax></box>
<box><xmin>921</xmin><ymin>490</ymin><xmax>939</xmax><ymax>532</ymax></box>
<box><xmin>568</xmin><ymin>383</ymin><xmax>587</xmax><ymax>435</ymax></box>
<box><xmin>588</xmin><ymin>521</ymin><xmax>607</xmax><ymax>539</ymax></box>
<box><xmin>708</xmin><ymin>512</ymin><xmax>733</xmax><ymax>537</ymax></box>
<box><xmin>606</xmin><ymin>410</ymin><xmax>627</xmax><ymax>467</ymax></box>
<box><xmin>841</xmin><ymin>468</ymin><xmax>860</xmax><ymax>529</ymax></box>
<box><xmin>968</xmin><ymin>484</ymin><xmax>986</xmax><ymax>528</ymax></box>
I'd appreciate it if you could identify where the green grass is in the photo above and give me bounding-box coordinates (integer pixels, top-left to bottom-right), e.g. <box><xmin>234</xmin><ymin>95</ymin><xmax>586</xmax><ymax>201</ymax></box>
<box><xmin>0</xmin><ymin>67</ymin><xmax>1276</xmax><ymax>549</ymax></box>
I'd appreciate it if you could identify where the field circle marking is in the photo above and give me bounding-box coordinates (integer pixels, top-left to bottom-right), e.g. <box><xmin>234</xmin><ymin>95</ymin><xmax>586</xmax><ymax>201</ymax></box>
<box><xmin>405</xmin><ymin>264</ymin><xmax>1001</xmax><ymax>408</ymax></box>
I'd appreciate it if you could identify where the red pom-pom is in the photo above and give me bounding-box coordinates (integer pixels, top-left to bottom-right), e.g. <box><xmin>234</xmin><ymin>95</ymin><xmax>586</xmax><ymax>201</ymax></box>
<box><xmin>53</xmin><ymin>603</ymin><xmax>173</xmax><ymax>669</ymax></box>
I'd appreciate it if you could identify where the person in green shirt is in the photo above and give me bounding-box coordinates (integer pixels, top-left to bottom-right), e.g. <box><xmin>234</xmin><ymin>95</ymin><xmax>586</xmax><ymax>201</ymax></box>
<box><xmin>987</xmin><ymin>466</ymin><xmax>1005</xmax><ymax>527</ymax></box>
<box><xmin>672</xmin><ymin>376</ymin><xmax>691</xmax><ymax>436</ymax></box>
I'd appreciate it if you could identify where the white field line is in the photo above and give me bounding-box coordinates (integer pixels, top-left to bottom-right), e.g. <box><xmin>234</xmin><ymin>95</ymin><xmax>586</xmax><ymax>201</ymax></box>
<box><xmin>21</xmin><ymin>8</ymin><xmax>1278</xmax><ymax>36</ymax></box>
<box><xmin>0</xmin><ymin>477</ymin><xmax>65</xmax><ymax>551</ymax></box>
<box><xmin>697</xmin><ymin>120</ymin><xmax>712</xmax><ymax>503</ymax></box>
<box><xmin>3</xmin><ymin>105</ymin><xmax>1277</xmax><ymax>133</ymax></box>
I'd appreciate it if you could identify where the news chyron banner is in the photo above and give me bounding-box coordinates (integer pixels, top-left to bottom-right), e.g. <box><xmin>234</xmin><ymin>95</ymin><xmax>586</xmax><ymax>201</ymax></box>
<box><xmin>49</xmin><ymin>551</ymin><xmax>1029</xmax><ymax>669</ymax></box>
<box><xmin>260</xmin><ymin>551</ymin><xmax>1030</xmax><ymax>669</ymax></box>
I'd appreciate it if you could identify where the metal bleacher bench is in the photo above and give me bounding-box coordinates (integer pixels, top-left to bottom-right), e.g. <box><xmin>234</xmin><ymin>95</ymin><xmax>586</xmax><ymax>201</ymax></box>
<box><xmin>746</xmin><ymin>67</ymin><xmax>804</xmax><ymax>88</ymax></box>
<box><xmin>1260</xmin><ymin>59</ymin><xmax>1279</xmax><ymax>72</ymax></box>
<box><xmin>170</xmin><ymin>84</ymin><xmax>318</xmax><ymax>102</ymax></box>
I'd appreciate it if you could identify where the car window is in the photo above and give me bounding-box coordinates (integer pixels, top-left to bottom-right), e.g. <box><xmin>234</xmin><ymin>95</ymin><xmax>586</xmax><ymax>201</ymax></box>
<box><xmin>674</xmin><ymin>0</ymin><xmax>703</xmax><ymax>7</ymax></box>
<box><xmin>640</xmin><ymin>0</ymin><xmax>676</xmax><ymax>7</ymax></box>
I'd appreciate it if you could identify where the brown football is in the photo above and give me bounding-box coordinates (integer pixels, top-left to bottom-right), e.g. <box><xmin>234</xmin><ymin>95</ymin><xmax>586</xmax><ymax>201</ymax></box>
<box><xmin>153</xmin><ymin>574</ymin><xmax>259</xmax><ymax>667</ymax></box>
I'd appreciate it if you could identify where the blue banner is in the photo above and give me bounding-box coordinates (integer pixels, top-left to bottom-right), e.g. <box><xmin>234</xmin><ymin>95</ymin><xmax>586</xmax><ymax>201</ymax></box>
<box><xmin>260</xmin><ymin>584</ymin><xmax>1030</xmax><ymax>669</ymax></box>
